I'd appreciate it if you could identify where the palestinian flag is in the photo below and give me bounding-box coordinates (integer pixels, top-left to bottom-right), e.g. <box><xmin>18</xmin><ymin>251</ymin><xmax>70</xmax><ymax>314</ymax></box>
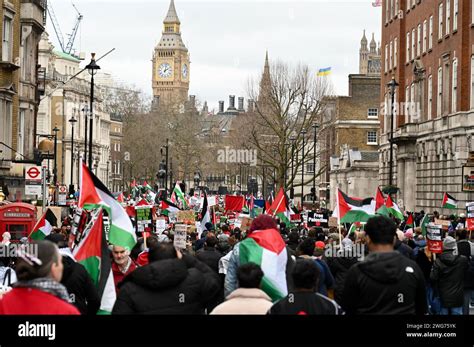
<box><xmin>160</xmin><ymin>199</ymin><xmax>180</xmax><ymax>216</ymax></box>
<box><xmin>72</xmin><ymin>209</ymin><xmax>116</xmax><ymax>314</ymax></box>
<box><xmin>200</xmin><ymin>191</ymin><xmax>211</xmax><ymax>234</ymax></box>
<box><xmin>239</xmin><ymin>228</ymin><xmax>288</xmax><ymax>302</ymax></box>
<box><xmin>420</xmin><ymin>214</ymin><xmax>430</xmax><ymax>236</ymax></box>
<box><xmin>405</xmin><ymin>213</ymin><xmax>415</xmax><ymax>228</ymax></box>
<box><xmin>79</xmin><ymin>163</ymin><xmax>137</xmax><ymax>251</ymax></box>
<box><xmin>442</xmin><ymin>192</ymin><xmax>457</xmax><ymax>209</ymax></box>
<box><xmin>268</xmin><ymin>188</ymin><xmax>292</xmax><ymax>227</ymax></box>
<box><xmin>335</xmin><ymin>189</ymin><xmax>375</xmax><ymax>223</ymax></box>
<box><xmin>171</xmin><ymin>182</ymin><xmax>188</xmax><ymax>209</ymax></box>
<box><xmin>386</xmin><ymin>195</ymin><xmax>404</xmax><ymax>221</ymax></box>
<box><xmin>348</xmin><ymin>222</ymin><xmax>363</xmax><ymax>235</ymax></box>
<box><xmin>375</xmin><ymin>187</ymin><xmax>385</xmax><ymax>210</ymax></box>
<box><xmin>29</xmin><ymin>209</ymin><xmax>57</xmax><ymax>240</ymax></box>
<box><xmin>143</xmin><ymin>180</ymin><xmax>153</xmax><ymax>192</ymax></box>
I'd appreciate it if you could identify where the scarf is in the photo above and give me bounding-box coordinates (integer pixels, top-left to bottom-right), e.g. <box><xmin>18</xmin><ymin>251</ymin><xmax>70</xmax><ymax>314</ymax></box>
<box><xmin>14</xmin><ymin>277</ymin><xmax>70</xmax><ymax>302</ymax></box>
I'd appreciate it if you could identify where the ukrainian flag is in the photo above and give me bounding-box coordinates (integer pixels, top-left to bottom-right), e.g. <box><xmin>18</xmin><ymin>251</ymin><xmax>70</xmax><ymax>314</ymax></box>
<box><xmin>317</xmin><ymin>67</ymin><xmax>332</xmax><ymax>76</ymax></box>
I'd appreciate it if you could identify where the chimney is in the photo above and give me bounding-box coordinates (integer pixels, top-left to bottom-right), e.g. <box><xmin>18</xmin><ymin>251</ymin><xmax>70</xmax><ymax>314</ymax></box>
<box><xmin>218</xmin><ymin>101</ymin><xmax>224</xmax><ymax>114</ymax></box>
<box><xmin>238</xmin><ymin>97</ymin><xmax>244</xmax><ymax>111</ymax></box>
<box><xmin>228</xmin><ymin>95</ymin><xmax>236</xmax><ymax>110</ymax></box>
<box><xmin>248</xmin><ymin>99</ymin><xmax>254</xmax><ymax>112</ymax></box>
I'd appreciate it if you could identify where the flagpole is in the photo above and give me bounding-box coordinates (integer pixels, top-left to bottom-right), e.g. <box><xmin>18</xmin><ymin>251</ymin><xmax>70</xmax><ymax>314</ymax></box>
<box><xmin>336</xmin><ymin>188</ymin><xmax>342</xmax><ymax>246</ymax></box>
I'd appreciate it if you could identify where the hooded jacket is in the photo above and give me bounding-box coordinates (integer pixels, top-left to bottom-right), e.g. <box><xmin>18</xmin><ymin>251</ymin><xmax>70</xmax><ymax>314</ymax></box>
<box><xmin>341</xmin><ymin>251</ymin><xmax>426</xmax><ymax>315</ymax></box>
<box><xmin>112</xmin><ymin>255</ymin><xmax>220</xmax><ymax>314</ymax></box>
<box><xmin>327</xmin><ymin>254</ymin><xmax>359</xmax><ymax>304</ymax></box>
<box><xmin>61</xmin><ymin>255</ymin><xmax>100</xmax><ymax>315</ymax></box>
<box><xmin>430</xmin><ymin>252</ymin><xmax>468</xmax><ymax>307</ymax></box>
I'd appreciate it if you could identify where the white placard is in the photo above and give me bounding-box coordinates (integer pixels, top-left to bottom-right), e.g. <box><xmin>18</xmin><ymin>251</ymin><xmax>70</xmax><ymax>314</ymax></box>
<box><xmin>208</xmin><ymin>196</ymin><xmax>217</xmax><ymax>207</ymax></box>
<box><xmin>25</xmin><ymin>185</ymin><xmax>42</xmax><ymax>196</ymax></box>
<box><xmin>156</xmin><ymin>219</ymin><xmax>166</xmax><ymax>234</ymax></box>
<box><xmin>174</xmin><ymin>229</ymin><xmax>187</xmax><ymax>249</ymax></box>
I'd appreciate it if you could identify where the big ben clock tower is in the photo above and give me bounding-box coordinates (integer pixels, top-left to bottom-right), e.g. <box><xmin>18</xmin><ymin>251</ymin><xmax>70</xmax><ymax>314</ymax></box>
<box><xmin>152</xmin><ymin>0</ymin><xmax>190</xmax><ymax>109</ymax></box>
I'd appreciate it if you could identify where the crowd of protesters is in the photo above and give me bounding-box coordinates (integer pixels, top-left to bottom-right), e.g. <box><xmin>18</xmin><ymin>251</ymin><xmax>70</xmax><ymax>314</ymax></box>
<box><xmin>0</xmin><ymin>209</ymin><xmax>473</xmax><ymax>315</ymax></box>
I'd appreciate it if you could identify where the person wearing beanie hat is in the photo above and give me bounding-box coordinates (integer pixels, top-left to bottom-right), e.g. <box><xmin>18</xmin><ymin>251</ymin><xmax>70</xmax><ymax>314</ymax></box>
<box><xmin>430</xmin><ymin>236</ymin><xmax>469</xmax><ymax>315</ymax></box>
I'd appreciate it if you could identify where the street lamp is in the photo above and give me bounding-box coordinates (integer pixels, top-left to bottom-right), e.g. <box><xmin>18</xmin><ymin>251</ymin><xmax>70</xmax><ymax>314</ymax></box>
<box><xmin>194</xmin><ymin>171</ymin><xmax>201</xmax><ymax>189</ymax></box>
<box><xmin>300</xmin><ymin>129</ymin><xmax>307</xmax><ymax>206</ymax></box>
<box><xmin>312</xmin><ymin>123</ymin><xmax>319</xmax><ymax>205</ymax></box>
<box><xmin>69</xmin><ymin>109</ymin><xmax>78</xmax><ymax>195</ymax></box>
<box><xmin>85</xmin><ymin>53</ymin><xmax>101</xmax><ymax>168</ymax></box>
<box><xmin>160</xmin><ymin>139</ymin><xmax>169</xmax><ymax>192</ymax></box>
<box><xmin>52</xmin><ymin>125</ymin><xmax>60</xmax><ymax>188</ymax></box>
<box><xmin>387</xmin><ymin>77</ymin><xmax>399</xmax><ymax>187</ymax></box>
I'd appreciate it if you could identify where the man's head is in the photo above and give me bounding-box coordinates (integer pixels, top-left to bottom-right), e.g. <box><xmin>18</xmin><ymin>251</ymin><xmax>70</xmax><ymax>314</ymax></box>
<box><xmin>148</xmin><ymin>242</ymin><xmax>178</xmax><ymax>263</ymax></box>
<box><xmin>16</xmin><ymin>240</ymin><xmax>64</xmax><ymax>282</ymax></box>
<box><xmin>456</xmin><ymin>229</ymin><xmax>467</xmax><ymax>241</ymax></box>
<box><xmin>2</xmin><ymin>232</ymin><xmax>11</xmax><ymax>242</ymax></box>
<box><xmin>292</xmin><ymin>259</ymin><xmax>320</xmax><ymax>291</ymax></box>
<box><xmin>296</xmin><ymin>238</ymin><xmax>315</xmax><ymax>257</ymax></box>
<box><xmin>288</xmin><ymin>231</ymin><xmax>300</xmax><ymax>244</ymax></box>
<box><xmin>112</xmin><ymin>245</ymin><xmax>130</xmax><ymax>266</ymax></box>
<box><xmin>365</xmin><ymin>215</ymin><xmax>397</xmax><ymax>250</ymax></box>
<box><xmin>443</xmin><ymin>236</ymin><xmax>457</xmax><ymax>253</ymax></box>
<box><xmin>205</xmin><ymin>234</ymin><xmax>218</xmax><ymax>248</ymax></box>
<box><xmin>237</xmin><ymin>263</ymin><xmax>264</xmax><ymax>289</ymax></box>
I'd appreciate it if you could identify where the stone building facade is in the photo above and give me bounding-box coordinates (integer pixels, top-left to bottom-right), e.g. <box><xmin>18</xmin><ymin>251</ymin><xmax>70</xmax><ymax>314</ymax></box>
<box><xmin>380</xmin><ymin>0</ymin><xmax>474</xmax><ymax>213</ymax></box>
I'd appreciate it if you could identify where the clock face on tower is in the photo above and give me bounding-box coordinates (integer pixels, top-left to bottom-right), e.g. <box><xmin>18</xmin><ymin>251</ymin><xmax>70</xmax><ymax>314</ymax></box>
<box><xmin>158</xmin><ymin>63</ymin><xmax>172</xmax><ymax>78</ymax></box>
<box><xmin>182</xmin><ymin>64</ymin><xmax>188</xmax><ymax>78</ymax></box>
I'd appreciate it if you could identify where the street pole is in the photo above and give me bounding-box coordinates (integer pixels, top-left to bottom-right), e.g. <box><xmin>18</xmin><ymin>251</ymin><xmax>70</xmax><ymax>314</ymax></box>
<box><xmin>388</xmin><ymin>77</ymin><xmax>399</xmax><ymax>187</ymax></box>
<box><xmin>88</xmin><ymin>73</ymin><xmax>94</xmax><ymax>168</ymax></box>
<box><xmin>290</xmin><ymin>137</ymin><xmax>295</xmax><ymax>199</ymax></box>
<box><xmin>42</xmin><ymin>165</ymin><xmax>47</xmax><ymax>213</ymax></box>
<box><xmin>69</xmin><ymin>113</ymin><xmax>77</xmax><ymax>194</ymax></box>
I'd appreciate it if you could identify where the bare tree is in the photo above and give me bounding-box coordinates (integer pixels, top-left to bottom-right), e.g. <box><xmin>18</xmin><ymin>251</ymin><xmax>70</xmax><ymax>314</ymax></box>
<box><xmin>234</xmin><ymin>60</ymin><xmax>334</xmax><ymax>193</ymax></box>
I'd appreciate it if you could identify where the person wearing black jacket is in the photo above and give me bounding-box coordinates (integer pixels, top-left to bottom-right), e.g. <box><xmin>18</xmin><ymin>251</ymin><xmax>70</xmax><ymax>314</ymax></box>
<box><xmin>195</xmin><ymin>234</ymin><xmax>222</xmax><ymax>274</ymax></box>
<box><xmin>341</xmin><ymin>216</ymin><xmax>427</xmax><ymax>315</ymax></box>
<box><xmin>112</xmin><ymin>242</ymin><xmax>221</xmax><ymax>314</ymax></box>
<box><xmin>45</xmin><ymin>233</ymin><xmax>100</xmax><ymax>315</ymax></box>
<box><xmin>430</xmin><ymin>236</ymin><xmax>468</xmax><ymax>315</ymax></box>
<box><xmin>326</xmin><ymin>238</ymin><xmax>359</xmax><ymax>304</ymax></box>
<box><xmin>268</xmin><ymin>259</ymin><xmax>340</xmax><ymax>315</ymax></box>
<box><xmin>456</xmin><ymin>229</ymin><xmax>474</xmax><ymax>314</ymax></box>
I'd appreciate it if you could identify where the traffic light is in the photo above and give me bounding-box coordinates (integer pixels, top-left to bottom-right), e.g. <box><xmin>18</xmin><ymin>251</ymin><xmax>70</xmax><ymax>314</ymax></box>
<box><xmin>68</xmin><ymin>184</ymin><xmax>75</xmax><ymax>198</ymax></box>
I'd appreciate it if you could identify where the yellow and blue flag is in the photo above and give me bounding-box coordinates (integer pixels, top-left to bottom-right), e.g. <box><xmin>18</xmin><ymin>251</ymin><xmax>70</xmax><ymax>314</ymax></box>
<box><xmin>317</xmin><ymin>67</ymin><xmax>332</xmax><ymax>76</ymax></box>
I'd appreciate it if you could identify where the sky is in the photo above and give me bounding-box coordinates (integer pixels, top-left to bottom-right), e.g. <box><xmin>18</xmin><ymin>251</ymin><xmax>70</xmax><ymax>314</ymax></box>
<box><xmin>47</xmin><ymin>0</ymin><xmax>381</xmax><ymax>111</ymax></box>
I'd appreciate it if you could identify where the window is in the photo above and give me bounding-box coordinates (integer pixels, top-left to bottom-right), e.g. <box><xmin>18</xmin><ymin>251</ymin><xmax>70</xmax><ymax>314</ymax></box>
<box><xmin>395</xmin><ymin>0</ymin><xmax>399</xmax><ymax>14</ymax></box>
<box><xmin>394</xmin><ymin>38</ymin><xmax>398</xmax><ymax>68</ymax></box>
<box><xmin>117</xmin><ymin>143</ymin><xmax>120</xmax><ymax>152</ymax></box>
<box><xmin>306</xmin><ymin>163</ymin><xmax>315</xmax><ymax>173</ymax></box>
<box><xmin>423</xmin><ymin>20</ymin><xmax>428</xmax><ymax>53</ymax></box>
<box><xmin>437</xmin><ymin>67</ymin><xmax>443</xmax><ymax>116</ymax></box>
<box><xmin>386</xmin><ymin>0</ymin><xmax>390</xmax><ymax>22</ymax></box>
<box><xmin>452</xmin><ymin>58</ymin><xmax>458</xmax><ymax>112</ymax></box>
<box><xmin>453</xmin><ymin>0</ymin><xmax>458</xmax><ymax>31</ymax></box>
<box><xmin>0</xmin><ymin>100</ymin><xmax>13</xmax><ymax>159</ymax></box>
<box><xmin>411</xmin><ymin>28</ymin><xmax>416</xmax><ymax>60</ymax></box>
<box><xmin>428</xmin><ymin>75</ymin><xmax>433</xmax><ymax>119</ymax></box>
<box><xmin>406</xmin><ymin>32</ymin><xmax>411</xmax><ymax>63</ymax></box>
<box><xmin>429</xmin><ymin>16</ymin><xmax>434</xmax><ymax>49</ymax></box>
<box><xmin>439</xmin><ymin>3</ymin><xmax>444</xmax><ymax>40</ymax></box>
<box><xmin>389</xmin><ymin>41</ymin><xmax>393</xmax><ymax>70</ymax></box>
<box><xmin>390</xmin><ymin>0</ymin><xmax>394</xmax><ymax>18</ymax></box>
<box><xmin>18</xmin><ymin>110</ymin><xmax>25</xmax><ymax>157</ymax></box>
<box><xmin>385</xmin><ymin>44</ymin><xmax>388</xmax><ymax>71</ymax></box>
<box><xmin>446</xmin><ymin>0</ymin><xmax>451</xmax><ymax>35</ymax></box>
<box><xmin>367</xmin><ymin>131</ymin><xmax>378</xmax><ymax>145</ymax></box>
<box><xmin>410</xmin><ymin>83</ymin><xmax>415</xmax><ymax>122</ymax></box>
<box><xmin>116</xmin><ymin>161</ymin><xmax>121</xmax><ymax>175</ymax></box>
<box><xmin>368</xmin><ymin>108</ymin><xmax>379</xmax><ymax>118</ymax></box>
<box><xmin>2</xmin><ymin>14</ymin><xmax>13</xmax><ymax>62</ymax></box>
<box><xmin>417</xmin><ymin>24</ymin><xmax>422</xmax><ymax>57</ymax></box>
<box><xmin>405</xmin><ymin>86</ymin><xmax>410</xmax><ymax>118</ymax></box>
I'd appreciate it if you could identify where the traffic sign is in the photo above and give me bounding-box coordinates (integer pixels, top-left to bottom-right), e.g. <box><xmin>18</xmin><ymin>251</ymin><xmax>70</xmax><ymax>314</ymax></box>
<box><xmin>25</xmin><ymin>165</ymin><xmax>42</xmax><ymax>181</ymax></box>
<box><xmin>59</xmin><ymin>185</ymin><xmax>67</xmax><ymax>194</ymax></box>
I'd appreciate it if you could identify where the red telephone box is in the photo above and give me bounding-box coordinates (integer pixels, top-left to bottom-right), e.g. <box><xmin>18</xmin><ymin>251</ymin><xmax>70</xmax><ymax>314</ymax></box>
<box><xmin>0</xmin><ymin>203</ymin><xmax>37</xmax><ymax>242</ymax></box>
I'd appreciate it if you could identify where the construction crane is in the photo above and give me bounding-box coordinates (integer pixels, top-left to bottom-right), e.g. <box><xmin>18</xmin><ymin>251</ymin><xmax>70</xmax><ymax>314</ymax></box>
<box><xmin>47</xmin><ymin>1</ymin><xmax>83</xmax><ymax>56</ymax></box>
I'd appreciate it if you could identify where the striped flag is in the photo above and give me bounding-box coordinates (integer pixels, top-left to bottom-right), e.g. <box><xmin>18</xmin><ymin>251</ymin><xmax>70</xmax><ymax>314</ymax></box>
<box><xmin>386</xmin><ymin>195</ymin><xmax>404</xmax><ymax>220</ymax></box>
<box><xmin>72</xmin><ymin>209</ymin><xmax>116</xmax><ymax>314</ymax></box>
<box><xmin>442</xmin><ymin>192</ymin><xmax>457</xmax><ymax>209</ymax></box>
<box><xmin>29</xmin><ymin>209</ymin><xmax>57</xmax><ymax>240</ymax></box>
<box><xmin>317</xmin><ymin>67</ymin><xmax>332</xmax><ymax>76</ymax></box>
<box><xmin>78</xmin><ymin>163</ymin><xmax>137</xmax><ymax>251</ymax></box>
<box><xmin>334</xmin><ymin>189</ymin><xmax>375</xmax><ymax>224</ymax></box>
